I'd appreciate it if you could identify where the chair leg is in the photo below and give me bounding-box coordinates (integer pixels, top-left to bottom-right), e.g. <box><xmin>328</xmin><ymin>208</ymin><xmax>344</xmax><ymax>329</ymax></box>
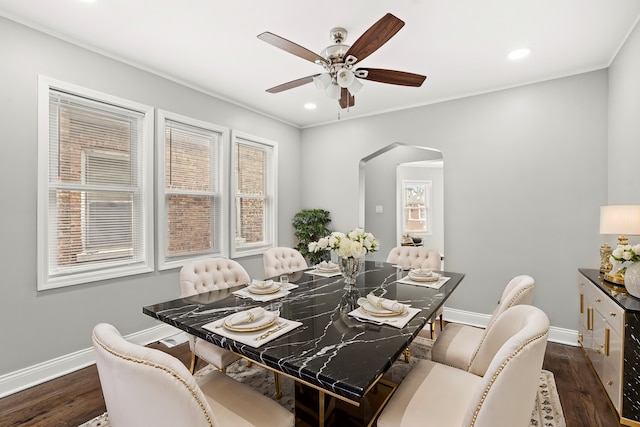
<box><xmin>404</xmin><ymin>346</ymin><xmax>411</xmax><ymax>363</ymax></box>
<box><xmin>440</xmin><ymin>314</ymin><xmax>444</xmax><ymax>331</ymax></box>
<box><xmin>189</xmin><ymin>353</ymin><xmax>199</xmax><ymax>374</ymax></box>
<box><xmin>430</xmin><ymin>321</ymin><xmax>436</xmax><ymax>340</ymax></box>
<box><xmin>274</xmin><ymin>372</ymin><xmax>282</xmax><ymax>399</ymax></box>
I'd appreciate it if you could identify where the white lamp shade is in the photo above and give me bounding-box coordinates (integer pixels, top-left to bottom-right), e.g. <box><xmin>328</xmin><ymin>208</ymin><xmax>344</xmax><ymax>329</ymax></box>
<box><xmin>348</xmin><ymin>78</ymin><xmax>363</xmax><ymax>95</ymax></box>
<box><xmin>336</xmin><ymin>68</ymin><xmax>355</xmax><ymax>88</ymax></box>
<box><xmin>313</xmin><ymin>73</ymin><xmax>331</xmax><ymax>90</ymax></box>
<box><xmin>325</xmin><ymin>83</ymin><xmax>341</xmax><ymax>99</ymax></box>
<box><xmin>600</xmin><ymin>205</ymin><xmax>640</xmax><ymax>235</ymax></box>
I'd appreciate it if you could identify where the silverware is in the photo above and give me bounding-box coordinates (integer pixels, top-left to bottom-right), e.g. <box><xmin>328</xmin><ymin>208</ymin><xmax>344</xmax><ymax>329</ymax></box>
<box><xmin>254</xmin><ymin>322</ymin><xmax>287</xmax><ymax>341</ymax></box>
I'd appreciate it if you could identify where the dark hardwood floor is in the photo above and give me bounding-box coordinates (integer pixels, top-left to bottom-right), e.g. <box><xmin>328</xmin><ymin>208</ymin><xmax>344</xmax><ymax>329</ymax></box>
<box><xmin>0</xmin><ymin>340</ymin><xmax>623</xmax><ymax>427</ymax></box>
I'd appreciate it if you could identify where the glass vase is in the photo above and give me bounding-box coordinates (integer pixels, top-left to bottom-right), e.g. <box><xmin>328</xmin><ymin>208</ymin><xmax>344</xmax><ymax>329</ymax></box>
<box><xmin>337</xmin><ymin>255</ymin><xmax>364</xmax><ymax>289</ymax></box>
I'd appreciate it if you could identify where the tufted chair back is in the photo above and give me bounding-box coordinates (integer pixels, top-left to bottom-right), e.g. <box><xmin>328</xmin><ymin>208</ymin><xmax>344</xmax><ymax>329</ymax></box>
<box><xmin>180</xmin><ymin>258</ymin><xmax>250</xmax><ymax>297</ymax></box>
<box><xmin>385</xmin><ymin>246</ymin><xmax>442</xmax><ymax>270</ymax></box>
<box><xmin>92</xmin><ymin>323</ymin><xmax>294</xmax><ymax>427</ymax></box>
<box><xmin>486</xmin><ymin>275</ymin><xmax>535</xmax><ymax>332</ymax></box>
<box><xmin>92</xmin><ymin>323</ymin><xmax>217</xmax><ymax>427</ymax></box>
<box><xmin>263</xmin><ymin>247</ymin><xmax>308</xmax><ymax>279</ymax></box>
<box><xmin>463</xmin><ymin>305</ymin><xmax>549</xmax><ymax>427</ymax></box>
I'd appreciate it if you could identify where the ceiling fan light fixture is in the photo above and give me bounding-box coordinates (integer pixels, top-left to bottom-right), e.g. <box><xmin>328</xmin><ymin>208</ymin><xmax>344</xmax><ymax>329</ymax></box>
<box><xmin>348</xmin><ymin>78</ymin><xmax>363</xmax><ymax>95</ymax></box>
<box><xmin>313</xmin><ymin>73</ymin><xmax>332</xmax><ymax>90</ymax></box>
<box><xmin>325</xmin><ymin>83</ymin><xmax>341</xmax><ymax>99</ymax></box>
<box><xmin>336</xmin><ymin>68</ymin><xmax>355</xmax><ymax>88</ymax></box>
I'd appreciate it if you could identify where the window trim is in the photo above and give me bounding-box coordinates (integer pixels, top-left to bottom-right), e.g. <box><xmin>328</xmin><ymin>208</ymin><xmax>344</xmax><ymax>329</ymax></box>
<box><xmin>156</xmin><ymin>110</ymin><xmax>229</xmax><ymax>270</ymax></box>
<box><xmin>37</xmin><ymin>76</ymin><xmax>154</xmax><ymax>290</ymax></box>
<box><xmin>230</xmin><ymin>131</ymin><xmax>278</xmax><ymax>258</ymax></box>
<box><xmin>400</xmin><ymin>179</ymin><xmax>433</xmax><ymax>236</ymax></box>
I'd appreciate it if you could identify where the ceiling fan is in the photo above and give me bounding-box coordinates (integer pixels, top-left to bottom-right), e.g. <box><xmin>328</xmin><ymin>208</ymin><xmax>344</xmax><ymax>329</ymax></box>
<box><xmin>257</xmin><ymin>13</ymin><xmax>427</xmax><ymax>109</ymax></box>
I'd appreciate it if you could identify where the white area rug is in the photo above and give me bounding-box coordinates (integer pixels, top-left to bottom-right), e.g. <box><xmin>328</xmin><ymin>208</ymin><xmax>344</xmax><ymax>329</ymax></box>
<box><xmin>80</xmin><ymin>337</ymin><xmax>565</xmax><ymax>427</ymax></box>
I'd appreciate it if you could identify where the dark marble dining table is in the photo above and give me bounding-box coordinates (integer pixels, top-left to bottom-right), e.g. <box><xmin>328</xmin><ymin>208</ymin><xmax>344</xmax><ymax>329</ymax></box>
<box><xmin>143</xmin><ymin>261</ymin><xmax>464</xmax><ymax>427</ymax></box>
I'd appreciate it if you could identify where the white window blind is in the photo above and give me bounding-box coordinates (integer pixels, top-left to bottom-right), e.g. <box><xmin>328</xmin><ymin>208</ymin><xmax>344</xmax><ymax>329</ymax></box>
<box><xmin>157</xmin><ymin>112</ymin><xmax>227</xmax><ymax>269</ymax></box>
<box><xmin>231</xmin><ymin>132</ymin><xmax>277</xmax><ymax>257</ymax></box>
<box><xmin>38</xmin><ymin>77</ymin><xmax>153</xmax><ymax>290</ymax></box>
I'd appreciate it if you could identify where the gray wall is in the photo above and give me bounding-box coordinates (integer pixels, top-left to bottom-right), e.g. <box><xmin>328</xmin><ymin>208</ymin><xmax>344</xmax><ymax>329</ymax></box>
<box><xmin>300</xmin><ymin>70</ymin><xmax>609</xmax><ymax>331</ymax></box>
<box><xmin>0</xmin><ymin>17</ymin><xmax>302</xmax><ymax>375</ymax></box>
<box><xmin>608</xmin><ymin>19</ymin><xmax>640</xmax><ymax>206</ymax></box>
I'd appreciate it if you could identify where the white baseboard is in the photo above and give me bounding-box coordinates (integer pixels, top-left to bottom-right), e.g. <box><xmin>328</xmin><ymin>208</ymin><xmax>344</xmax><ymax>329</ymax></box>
<box><xmin>0</xmin><ymin>324</ymin><xmax>180</xmax><ymax>399</ymax></box>
<box><xmin>443</xmin><ymin>307</ymin><xmax>579</xmax><ymax>347</ymax></box>
<box><xmin>0</xmin><ymin>308</ymin><xmax>579</xmax><ymax>399</ymax></box>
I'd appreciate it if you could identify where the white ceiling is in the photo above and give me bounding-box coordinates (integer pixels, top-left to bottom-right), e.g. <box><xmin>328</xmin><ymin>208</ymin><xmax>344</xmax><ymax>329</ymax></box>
<box><xmin>2</xmin><ymin>0</ymin><xmax>639</xmax><ymax>128</ymax></box>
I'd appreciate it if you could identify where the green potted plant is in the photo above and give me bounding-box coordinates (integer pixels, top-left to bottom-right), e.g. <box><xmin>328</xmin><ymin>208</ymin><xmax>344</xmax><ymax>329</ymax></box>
<box><xmin>292</xmin><ymin>209</ymin><xmax>332</xmax><ymax>265</ymax></box>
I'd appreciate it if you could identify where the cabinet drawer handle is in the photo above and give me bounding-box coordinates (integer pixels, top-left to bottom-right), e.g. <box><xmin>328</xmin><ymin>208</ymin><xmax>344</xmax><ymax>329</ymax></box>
<box><xmin>587</xmin><ymin>308</ymin><xmax>593</xmax><ymax>331</ymax></box>
<box><xmin>607</xmin><ymin>380</ymin><xmax>613</xmax><ymax>386</ymax></box>
<box><xmin>604</xmin><ymin>327</ymin><xmax>610</xmax><ymax>356</ymax></box>
<box><xmin>580</xmin><ymin>294</ymin><xmax>584</xmax><ymax>313</ymax></box>
<box><xmin>610</xmin><ymin>312</ymin><xmax>617</xmax><ymax>317</ymax></box>
<box><xmin>595</xmin><ymin>298</ymin><xmax>602</xmax><ymax>303</ymax></box>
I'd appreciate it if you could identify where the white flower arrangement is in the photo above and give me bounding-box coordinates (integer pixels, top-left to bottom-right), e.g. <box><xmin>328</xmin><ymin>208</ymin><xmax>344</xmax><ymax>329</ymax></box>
<box><xmin>609</xmin><ymin>243</ymin><xmax>640</xmax><ymax>273</ymax></box>
<box><xmin>308</xmin><ymin>228</ymin><xmax>379</xmax><ymax>258</ymax></box>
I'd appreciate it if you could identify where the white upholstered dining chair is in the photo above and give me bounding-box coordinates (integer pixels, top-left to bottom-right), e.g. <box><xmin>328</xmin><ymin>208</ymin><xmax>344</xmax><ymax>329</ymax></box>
<box><xmin>431</xmin><ymin>274</ymin><xmax>535</xmax><ymax>373</ymax></box>
<box><xmin>180</xmin><ymin>258</ymin><xmax>248</xmax><ymax>375</ymax></box>
<box><xmin>262</xmin><ymin>247</ymin><xmax>308</xmax><ymax>279</ymax></box>
<box><xmin>180</xmin><ymin>257</ymin><xmax>282</xmax><ymax>398</ymax></box>
<box><xmin>92</xmin><ymin>323</ymin><xmax>294</xmax><ymax>427</ymax></box>
<box><xmin>377</xmin><ymin>304</ymin><xmax>549</xmax><ymax>427</ymax></box>
<box><xmin>386</xmin><ymin>246</ymin><xmax>444</xmax><ymax>338</ymax></box>
<box><xmin>385</xmin><ymin>246</ymin><xmax>443</xmax><ymax>270</ymax></box>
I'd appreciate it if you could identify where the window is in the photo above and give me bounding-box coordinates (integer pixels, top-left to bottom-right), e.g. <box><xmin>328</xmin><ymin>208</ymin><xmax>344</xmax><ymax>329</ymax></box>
<box><xmin>157</xmin><ymin>111</ymin><xmax>228</xmax><ymax>269</ymax></box>
<box><xmin>402</xmin><ymin>180</ymin><xmax>432</xmax><ymax>235</ymax></box>
<box><xmin>231</xmin><ymin>131</ymin><xmax>277</xmax><ymax>257</ymax></box>
<box><xmin>37</xmin><ymin>77</ymin><xmax>153</xmax><ymax>290</ymax></box>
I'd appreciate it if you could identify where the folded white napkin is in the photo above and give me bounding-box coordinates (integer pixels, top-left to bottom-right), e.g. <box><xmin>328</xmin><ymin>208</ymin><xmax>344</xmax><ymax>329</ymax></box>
<box><xmin>251</xmin><ymin>279</ymin><xmax>274</xmax><ymax>289</ymax></box>
<box><xmin>366</xmin><ymin>294</ymin><xmax>403</xmax><ymax>312</ymax></box>
<box><xmin>317</xmin><ymin>261</ymin><xmax>339</xmax><ymax>270</ymax></box>
<box><xmin>410</xmin><ymin>268</ymin><xmax>433</xmax><ymax>277</ymax></box>
<box><xmin>226</xmin><ymin>307</ymin><xmax>265</xmax><ymax>326</ymax></box>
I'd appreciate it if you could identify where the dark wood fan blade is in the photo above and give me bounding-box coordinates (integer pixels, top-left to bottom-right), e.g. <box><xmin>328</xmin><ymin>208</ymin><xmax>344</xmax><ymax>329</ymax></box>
<box><xmin>258</xmin><ymin>32</ymin><xmax>327</xmax><ymax>65</ymax></box>
<box><xmin>344</xmin><ymin>13</ymin><xmax>404</xmax><ymax>63</ymax></box>
<box><xmin>358</xmin><ymin>68</ymin><xmax>426</xmax><ymax>87</ymax></box>
<box><xmin>266</xmin><ymin>74</ymin><xmax>320</xmax><ymax>93</ymax></box>
<box><xmin>339</xmin><ymin>88</ymin><xmax>355</xmax><ymax>109</ymax></box>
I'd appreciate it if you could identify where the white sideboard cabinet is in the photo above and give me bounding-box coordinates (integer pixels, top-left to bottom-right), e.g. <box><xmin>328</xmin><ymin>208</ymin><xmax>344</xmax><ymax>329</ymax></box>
<box><xmin>578</xmin><ymin>269</ymin><xmax>640</xmax><ymax>426</ymax></box>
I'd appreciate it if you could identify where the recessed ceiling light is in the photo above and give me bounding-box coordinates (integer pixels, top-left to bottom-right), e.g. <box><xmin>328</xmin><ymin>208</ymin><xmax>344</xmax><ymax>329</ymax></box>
<box><xmin>304</xmin><ymin>103</ymin><xmax>317</xmax><ymax>110</ymax></box>
<box><xmin>508</xmin><ymin>48</ymin><xmax>531</xmax><ymax>61</ymax></box>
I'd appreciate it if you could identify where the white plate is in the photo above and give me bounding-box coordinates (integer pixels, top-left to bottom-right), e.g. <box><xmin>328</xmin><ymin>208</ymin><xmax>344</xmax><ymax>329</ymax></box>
<box><xmin>408</xmin><ymin>272</ymin><xmax>440</xmax><ymax>282</ymax></box>
<box><xmin>317</xmin><ymin>268</ymin><xmax>339</xmax><ymax>273</ymax></box>
<box><xmin>223</xmin><ymin>311</ymin><xmax>278</xmax><ymax>332</ymax></box>
<box><xmin>247</xmin><ymin>283</ymin><xmax>282</xmax><ymax>294</ymax></box>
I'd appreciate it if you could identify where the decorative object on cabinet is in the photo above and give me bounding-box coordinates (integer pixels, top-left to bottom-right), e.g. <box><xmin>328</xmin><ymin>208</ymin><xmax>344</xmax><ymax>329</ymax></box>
<box><xmin>600</xmin><ymin>205</ymin><xmax>640</xmax><ymax>285</ymax></box>
<box><xmin>578</xmin><ymin>269</ymin><xmax>640</xmax><ymax>425</ymax></box>
<box><xmin>600</xmin><ymin>242</ymin><xmax>613</xmax><ymax>273</ymax></box>
<box><xmin>624</xmin><ymin>262</ymin><xmax>640</xmax><ymax>299</ymax></box>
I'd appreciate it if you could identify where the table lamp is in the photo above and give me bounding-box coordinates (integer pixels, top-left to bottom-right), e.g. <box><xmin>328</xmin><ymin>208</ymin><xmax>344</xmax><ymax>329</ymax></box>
<box><xmin>600</xmin><ymin>205</ymin><xmax>640</xmax><ymax>285</ymax></box>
